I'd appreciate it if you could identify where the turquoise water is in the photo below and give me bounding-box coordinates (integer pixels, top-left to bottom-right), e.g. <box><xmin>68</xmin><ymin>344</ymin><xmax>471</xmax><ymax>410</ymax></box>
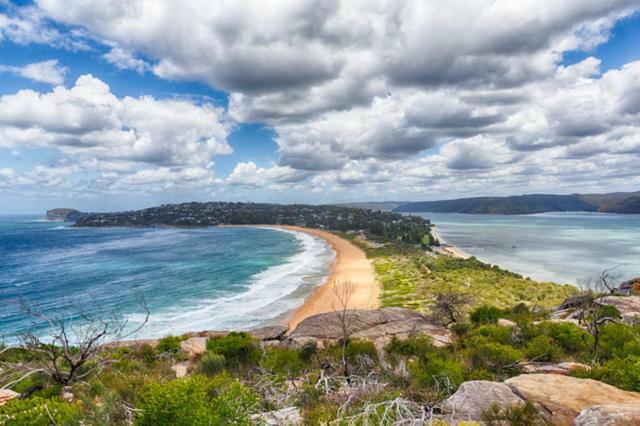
<box><xmin>419</xmin><ymin>212</ymin><xmax>640</xmax><ymax>285</ymax></box>
<box><xmin>0</xmin><ymin>217</ymin><xmax>333</xmax><ymax>339</ymax></box>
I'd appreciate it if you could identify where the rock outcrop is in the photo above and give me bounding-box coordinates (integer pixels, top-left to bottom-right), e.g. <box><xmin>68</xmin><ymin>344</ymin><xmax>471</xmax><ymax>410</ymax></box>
<box><xmin>249</xmin><ymin>325</ymin><xmax>288</xmax><ymax>341</ymax></box>
<box><xmin>180</xmin><ymin>337</ymin><xmax>207</xmax><ymax>358</ymax></box>
<box><xmin>574</xmin><ymin>404</ymin><xmax>640</xmax><ymax>426</ymax></box>
<box><xmin>288</xmin><ymin>307</ymin><xmax>453</xmax><ymax>347</ymax></box>
<box><xmin>442</xmin><ymin>380</ymin><xmax>524</xmax><ymax>421</ymax></box>
<box><xmin>0</xmin><ymin>389</ymin><xmax>19</xmax><ymax>406</ymax></box>
<box><xmin>596</xmin><ymin>295</ymin><xmax>640</xmax><ymax>320</ymax></box>
<box><xmin>618</xmin><ymin>277</ymin><xmax>640</xmax><ymax>296</ymax></box>
<box><xmin>250</xmin><ymin>407</ymin><xmax>303</xmax><ymax>425</ymax></box>
<box><xmin>46</xmin><ymin>208</ymin><xmax>87</xmax><ymax>222</ymax></box>
<box><xmin>504</xmin><ymin>374</ymin><xmax>640</xmax><ymax>426</ymax></box>
<box><xmin>518</xmin><ymin>361</ymin><xmax>590</xmax><ymax>375</ymax></box>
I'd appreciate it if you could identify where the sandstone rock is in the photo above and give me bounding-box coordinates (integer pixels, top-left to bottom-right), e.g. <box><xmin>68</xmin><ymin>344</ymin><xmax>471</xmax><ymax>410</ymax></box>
<box><xmin>185</xmin><ymin>330</ymin><xmax>229</xmax><ymax>338</ymax></box>
<box><xmin>289</xmin><ymin>307</ymin><xmax>453</xmax><ymax>347</ymax></box>
<box><xmin>618</xmin><ymin>277</ymin><xmax>640</xmax><ymax>296</ymax></box>
<box><xmin>574</xmin><ymin>404</ymin><xmax>640</xmax><ymax>426</ymax></box>
<box><xmin>250</xmin><ymin>407</ymin><xmax>303</xmax><ymax>425</ymax></box>
<box><xmin>518</xmin><ymin>361</ymin><xmax>590</xmax><ymax>375</ymax></box>
<box><xmin>171</xmin><ymin>363</ymin><xmax>189</xmax><ymax>378</ymax></box>
<box><xmin>504</xmin><ymin>374</ymin><xmax>640</xmax><ymax>426</ymax></box>
<box><xmin>61</xmin><ymin>386</ymin><xmax>74</xmax><ymax>402</ymax></box>
<box><xmin>497</xmin><ymin>318</ymin><xmax>516</xmax><ymax>327</ymax></box>
<box><xmin>442</xmin><ymin>380</ymin><xmax>524</xmax><ymax>421</ymax></box>
<box><xmin>249</xmin><ymin>325</ymin><xmax>288</xmax><ymax>341</ymax></box>
<box><xmin>596</xmin><ymin>295</ymin><xmax>640</xmax><ymax>320</ymax></box>
<box><xmin>180</xmin><ymin>337</ymin><xmax>208</xmax><ymax>358</ymax></box>
<box><xmin>0</xmin><ymin>389</ymin><xmax>19</xmax><ymax>406</ymax></box>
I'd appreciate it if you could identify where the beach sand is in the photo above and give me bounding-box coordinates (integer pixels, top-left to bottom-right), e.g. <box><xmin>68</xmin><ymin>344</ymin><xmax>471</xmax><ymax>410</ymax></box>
<box><xmin>430</xmin><ymin>225</ymin><xmax>471</xmax><ymax>259</ymax></box>
<box><xmin>261</xmin><ymin>226</ymin><xmax>379</xmax><ymax>331</ymax></box>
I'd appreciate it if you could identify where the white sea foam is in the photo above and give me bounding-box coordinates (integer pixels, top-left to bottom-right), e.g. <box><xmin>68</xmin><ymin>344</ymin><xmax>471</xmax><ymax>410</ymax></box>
<box><xmin>126</xmin><ymin>228</ymin><xmax>335</xmax><ymax>338</ymax></box>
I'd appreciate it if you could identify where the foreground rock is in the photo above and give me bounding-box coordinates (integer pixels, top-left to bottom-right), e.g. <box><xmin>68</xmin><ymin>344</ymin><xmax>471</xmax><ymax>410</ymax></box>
<box><xmin>250</xmin><ymin>407</ymin><xmax>303</xmax><ymax>425</ymax></box>
<box><xmin>442</xmin><ymin>380</ymin><xmax>524</xmax><ymax>421</ymax></box>
<box><xmin>618</xmin><ymin>277</ymin><xmax>640</xmax><ymax>295</ymax></box>
<box><xmin>249</xmin><ymin>325</ymin><xmax>288</xmax><ymax>341</ymax></box>
<box><xmin>574</xmin><ymin>404</ymin><xmax>640</xmax><ymax>426</ymax></box>
<box><xmin>504</xmin><ymin>374</ymin><xmax>640</xmax><ymax>425</ymax></box>
<box><xmin>288</xmin><ymin>307</ymin><xmax>453</xmax><ymax>347</ymax></box>
<box><xmin>0</xmin><ymin>389</ymin><xmax>19</xmax><ymax>406</ymax></box>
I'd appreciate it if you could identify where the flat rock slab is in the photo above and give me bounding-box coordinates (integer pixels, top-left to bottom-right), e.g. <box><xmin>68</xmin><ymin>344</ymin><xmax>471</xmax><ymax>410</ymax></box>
<box><xmin>574</xmin><ymin>404</ymin><xmax>640</xmax><ymax>426</ymax></box>
<box><xmin>505</xmin><ymin>374</ymin><xmax>640</xmax><ymax>426</ymax></box>
<box><xmin>518</xmin><ymin>361</ymin><xmax>590</xmax><ymax>375</ymax></box>
<box><xmin>289</xmin><ymin>307</ymin><xmax>452</xmax><ymax>346</ymax></box>
<box><xmin>597</xmin><ymin>295</ymin><xmax>640</xmax><ymax>320</ymax></box>
<box><xmin>250</xmin><ymin>407</ymin><xmax>303</xmax><ymax>425</ymax></box>
<box><xmin>443</xmin><ymin>380</ymin><xmax>524</xmax><ymax>421</ymax></box>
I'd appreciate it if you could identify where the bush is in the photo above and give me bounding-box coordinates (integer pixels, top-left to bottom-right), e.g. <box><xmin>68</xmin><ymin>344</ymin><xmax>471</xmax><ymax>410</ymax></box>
<box><xmin>157</xmin><ymin>335</ymin><xmax>182</xmax><ymax>353</ymax></box>
<box><xmin>540</xmin><ymin>322</ymin><xmax>592</xmax><ymax>356</ymax></box>
<box><xmin>470</xmin><ymin>306</ymin><xmax>503</xmax><ymax>325</ymax></box>
<box><xmin>450</xmin><ymin>322</ymin><xmax>472</xmax><ymax>337</ymax></box>
<box><xmin>135</xmin><ymin>374</ymin><xmax>259</xmax><ymax>426</ymax></box>
<box><xmin>206</xmin><ymin>332</ymin><xmax>260</xmax><ymax>366</ymax></box>
<box><xmin>524</xmin><ymin>335</ymin><xmax>564</xmax><ymax>362</ymax></box>
<box><xmin>260</xmin><ymin>347</ymin><xmax>305</xmax><ymax>377</ymax></box>
<box><xmin>468</xmin><ymin>325</ymin><xmax>513</xmax><ymax>346</ymax></box>
<box><xmin>386</xmin><ymin>336</ymin><xmax>437</xmax><ymax>358</ymax></box>
<box><xmin>599</xmin><ymin>324</ymin><xmax>640</xmax><ymax>360</ymax></box>
<box><xmin>588</xmin><ymin>356</ymin><xmax>640</xmax><ymax>392</ymax></box>
<box><xmin>345</xmin><ymin>340</ymin><xmax>378</xmax><ymax>364</ymax></box>
<box><xmin>410</xmin><ymin>356</ymin><xmax>465</xmax><ymax>394</ymax></box>
<box><xmin>198</xmin><ymin>352</ymin><xmax>226</xmax><ymax>377</ymax></box>
<box><xmin>468</xmin><ymin>342</ymin><xmax>522</xmax><ymax>372</ymax></box>
<box><xmin>482</xmin><ymin>401</ymin><xmax>546</xmax><ymax>425</ymax></box>
<box><xmin>0</xmin><ymin>397</ymin><xmax>81</xmax><ymax>426</ymax></box>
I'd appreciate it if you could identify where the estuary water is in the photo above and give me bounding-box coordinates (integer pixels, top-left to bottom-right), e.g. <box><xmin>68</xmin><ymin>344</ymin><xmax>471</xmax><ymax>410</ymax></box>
<box><xmin>0</xmin><ymin>216</ymin><xmax>334</xmax><ymax>340</ymax></box>
<box><xmin>418</xmin><ymin>212</ymin><xmax>640</xmax><ymax>285</ymax></box>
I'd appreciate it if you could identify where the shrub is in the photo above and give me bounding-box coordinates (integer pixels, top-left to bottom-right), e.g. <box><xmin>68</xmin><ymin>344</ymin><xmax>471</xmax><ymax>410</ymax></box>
<box><xmin>540</xmin><ymin>322</ymin><xmax>592</xmax><ymax>356</ymax></box>
<box><xmin>156</xmin><ymin>335</ymin><xmax>182</xmax><ymax>353</ymax></box>
<box><xmin>470</xmin><ymin>306</ymin><xmax>503</xmax><ymax>325</ymax></box>
<box><xmin>136</xmin><ymin>374</ymin><xmax>259</xmax><ymax>426</ymax></box>
<box><xmin>260</xmin><ymin>347</ymin><xmax>304</xmax><ymax>377</ymax></box>
<box><xmin>588</xmin><ymin>356</ymin><xmax>640</xmax><ymax>392</ymax></box>
<box><xmin>345</xmin><ymin>340</ymin><xmax>378</xmax><ymax>364</ymax></box>
<box><xmin>599</xmin><ymin>324</ymin><xmax>640</xmax><ymax>360</ymax></box>
<box><xmin>410</xmin><ymin>356</ymin><xmax>465</xmax><ymax>394</ymax></box>
<box><xmin>206</xmin><ymin>332</ymin><xmax>260</xmax><ymax>366</ymax></box>
<box><xmin>467</xmin><ymin>325</ymin><xmax>513</xmax><ymax>346</ymax></box>
<box><xmin>198</xmin><ymin>352</ymin><xmax>226</xmax><ymax>377</ymax></box>
<box><xmin>524</xmin><ymin>335</ymin><xmax>564</xmax><ymax>362</ymax></box>
<box><xmin>450</xmin><ymin>322</ymin><xmax>472</xmax><ymax>337</ymax></box>
<box><xmin>386</xmin><ymin>336</ymin><xmax>437</xmax><ymax>358</ymax></box>
<box><xmin>468</xmin><ymin>342</ymin><xmax>522</xmax><ymax>372</ymax></box>
<box><xmin>481</xmin><ymin>401</ymin><xmax>546</xmax><ymax>425</ymax></box>
<box><xmin>0</xmin><ymin>396</ymin><xmax>81</xmax><ymax>426</ymax></box>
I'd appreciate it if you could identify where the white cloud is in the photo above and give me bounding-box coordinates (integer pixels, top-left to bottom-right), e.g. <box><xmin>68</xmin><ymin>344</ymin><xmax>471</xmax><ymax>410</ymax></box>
<box><xmin>103</xmin><ymin>46</ymin><xmax>150</xmax><ymax>73</ymax></box>
<box><xmin>0</xmin><ymin>59</ymin><xmax>67</xmax><ymax>85</ymax></box>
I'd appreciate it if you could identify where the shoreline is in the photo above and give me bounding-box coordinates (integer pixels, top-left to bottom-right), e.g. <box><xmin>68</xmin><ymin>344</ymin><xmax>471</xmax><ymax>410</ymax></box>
<box><xmin>256</xmin><ymin>225</ymin><xmax>379</xmax><ymax>331</ymax></box>
<box><xmin>430</xmin><ymin>225</ymin><xmax>471</xmax><ymax>259</ymax></box>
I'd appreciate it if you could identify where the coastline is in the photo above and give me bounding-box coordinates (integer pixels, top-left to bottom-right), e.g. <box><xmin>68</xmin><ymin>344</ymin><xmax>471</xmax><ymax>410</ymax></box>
<box><xmin>430</xmin><ymin>225</ymin><xmax>471</xmax><ymax>259</ymax></box>
<box><xmin>256</xmin><ymin>225</ymin><xmax>379</xmax><ymax>331</ymax></box>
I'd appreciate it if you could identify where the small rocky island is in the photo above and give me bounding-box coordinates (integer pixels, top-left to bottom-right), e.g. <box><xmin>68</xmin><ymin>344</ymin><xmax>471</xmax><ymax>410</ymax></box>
<box><xmin>45</xmin><ymin>208</ymin><xmax>87</xmax><ymax>222</ymax></box>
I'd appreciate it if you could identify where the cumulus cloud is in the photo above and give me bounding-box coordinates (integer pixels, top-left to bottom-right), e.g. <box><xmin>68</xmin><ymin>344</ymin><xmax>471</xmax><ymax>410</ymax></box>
<box><xmin>2</xmin><ymin>1</ymin><xmax>640</xmax><ymax>200</ymax></box>
<box><xmin>0</xmin><ymin>74</ymin><xmax>232</xmax><ymax>193</ymax></box>
<box><xmin>0</xmin><ymin>59</ymin><xmax>67</xmax><ymax>84</ymax></box>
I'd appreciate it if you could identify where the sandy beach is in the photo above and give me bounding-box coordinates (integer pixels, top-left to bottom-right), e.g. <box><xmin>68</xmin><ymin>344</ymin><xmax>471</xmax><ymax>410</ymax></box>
<box><xmin>430</xmin><ymin>225</ymin><xmax>471</xmax><ymax>259</ymax></box>
<box><xmin>260</xmin><ymin>226</ymin><xmax>379</xmax><ymax>331</ymax></box>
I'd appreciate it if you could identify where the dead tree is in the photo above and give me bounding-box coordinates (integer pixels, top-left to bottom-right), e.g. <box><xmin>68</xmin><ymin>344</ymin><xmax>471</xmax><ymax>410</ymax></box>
<box><xmin>431</xmin><ymin>292</ymin><xmax>470</xmax><ymax>325</ymax></box>
<box><xmin>577</xmin><ymin>273</ymin><xmax>622</xmax><ymax>355</ymax></box>
<box><xmin>331</xmin><ymin>280</ymin><xmax>355</xmax><ymax>383</ymax></box>
<box><xmin>1</xmin><ymin>295</ymin><xmax>149</xmax><ymax>389</ymax></box>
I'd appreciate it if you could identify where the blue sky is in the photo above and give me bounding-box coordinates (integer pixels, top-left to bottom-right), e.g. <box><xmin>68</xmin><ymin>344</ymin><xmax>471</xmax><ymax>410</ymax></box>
<box><xmin>1</xmin><ymin>1</ymin><xmax>639</xmax><ymax>213</ymax></box>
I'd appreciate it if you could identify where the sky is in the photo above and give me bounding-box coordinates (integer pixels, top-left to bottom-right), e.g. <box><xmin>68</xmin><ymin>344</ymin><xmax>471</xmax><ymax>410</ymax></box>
<box><xmin>0</xmin><ymin>1</ymin><xmax>639</xmax><ymax>213</ymax></box>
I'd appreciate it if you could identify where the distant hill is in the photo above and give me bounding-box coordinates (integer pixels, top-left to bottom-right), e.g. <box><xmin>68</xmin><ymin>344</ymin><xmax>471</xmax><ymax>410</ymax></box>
<box><xmin>393</xmin><ymin>191</ymin><xmax>640</xmax><ymax>214</ymax></box>
<box><xmin>335</xmin><ymin>201</ymin><xmax>407</xmax><ymax>211</ymax></box>
<box><xmin>45</xmin><ymin>208</ymin><xmax>88</xmax><ymax>222</ymax></box>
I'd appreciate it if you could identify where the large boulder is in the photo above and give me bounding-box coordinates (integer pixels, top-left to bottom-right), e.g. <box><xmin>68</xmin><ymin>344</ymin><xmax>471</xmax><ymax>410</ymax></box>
<box><xmin>289</xmin><ymin>307</ymin><xmax>453</xmax><ymax>347</ymax></box>
<box><xmin>596</xmin><ymin>295</ymin><xmax>640</xmax><ymax>320</ymax></box>
<box><xmin>504</xmin><ymin>374</ymin><xmax>640</xmax><ymax>426</ymax></box>
<box><xmin>0</xmin><ymin>389</ymin><xmax>19</xmax><ymax>406</ymax></box>
<box><xmin>574</xmin><ymin>404</ymin><xmax>640</xmax><ymax>426</ymax></box>
<box><xmin>442</xmin><ymin>380</ymin><xmax>524</xmax><ymax>421</ymax></box>
<box><xmin>180</xmin><ymin>337</ymin><xmax>208</xmax><ymax>358</ymax></box>
<box><xmin>618</xmin><ymin>277</ymin><xmax>640</xmax><ymax>296</ymax></box>
<box><xmin>250</xmin><ymin>407</ymin><xmax>303</xmax><ymax>425</ymax></box>
<box><xmin>249</xmin><ymin>325</ymin><xmax>288</xmax><ymax>341</ymax></box>
<box><xmin>518</xmin><ymin>361</ymin><xmax>590</xmax><ymax>375</ymax></box>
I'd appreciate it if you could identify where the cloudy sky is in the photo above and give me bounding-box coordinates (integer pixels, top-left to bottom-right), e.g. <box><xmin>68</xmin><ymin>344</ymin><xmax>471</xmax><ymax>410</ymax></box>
<box><xmin>1</xmin><ymin>0</ymin><xmax>639</xmax><ymax>213</ymax></box>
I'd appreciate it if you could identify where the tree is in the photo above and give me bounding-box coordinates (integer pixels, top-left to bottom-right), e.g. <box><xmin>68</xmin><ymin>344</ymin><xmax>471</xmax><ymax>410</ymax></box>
<box><xmin>431</xmin><ymin>292</ymin><xmax>471</xmax><ymax>325</ymax></box>
<box><xmin>331</xmin><ymin>280</ymin><xmax>355</xmax><ymax>382</ymax></box>
<box><xmin>1</xmin><ymin>295</ymin><xmax>149</xmax><ymax>389</ymax></box>
<box><xmin>577</xmin><ymin>273</ymin><xmax>622</xmax><ymax>355</ymax></box>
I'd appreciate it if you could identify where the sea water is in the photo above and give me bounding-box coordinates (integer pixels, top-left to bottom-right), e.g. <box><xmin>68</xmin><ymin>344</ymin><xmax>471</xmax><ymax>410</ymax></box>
<box><xmin>0</xmin><ymin>216</ymin><xmax>334</xmax><ymax>340</ymax></box>
<box><xmin>418</xmin><ymin>212</ymin><xmax>640</xmax><ymax>285</ymax></box>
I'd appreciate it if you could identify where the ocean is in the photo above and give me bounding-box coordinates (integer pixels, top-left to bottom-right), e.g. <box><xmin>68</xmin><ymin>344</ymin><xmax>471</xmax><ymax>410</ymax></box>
<box><xmin>419</xmin><ymin>212</ymin><xmax>640</xmax><ymax>285</ymax></box>
<box><xmin>0</xmin><ymin>216</ymin><xmax>334</xmax><ymax>340</ymax></box>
